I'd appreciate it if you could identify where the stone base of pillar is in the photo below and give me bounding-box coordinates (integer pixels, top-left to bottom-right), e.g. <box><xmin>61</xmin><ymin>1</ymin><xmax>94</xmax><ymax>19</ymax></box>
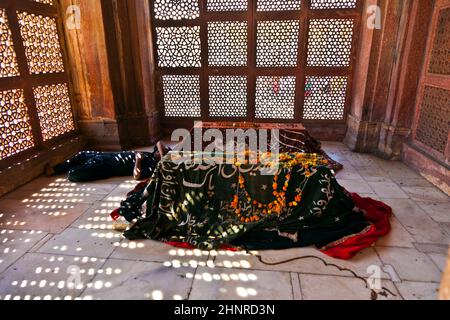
<box><xmin>78</xmin><ymin>119</ymin><xmax>122</xmax><ymax>151</ymax></box>
<box><xmin>376</xmin><ymin>124</ymin><xmax>411</xmax><ymax>160</ymax></box>
<box><xmin>304</xmin><ymin>122</ymin><xmax>347</xmax><ymax>142</ymax></box>
<box><xmin>79</xmin><ymin>116</ymin><xmax>162</xmax><ymax>151</ymax></box>
<box><xmin>344</xmin><ymin>115</ymin><xmax>412</xmax><ymax>160</ymax></box>
<box><xmin>402</xmin><ymin>142</ymin><xmax>450</xmax><ymax>196</ymax></box>
<box><xmin>116</xmin><ymin>112</ymin><xmax>162</xmax><ymax>149</ymax></box>
<box><xmin>343</xmin><ymin>114</ymin><xmax>381</xmax><ymax>152</ymax></box>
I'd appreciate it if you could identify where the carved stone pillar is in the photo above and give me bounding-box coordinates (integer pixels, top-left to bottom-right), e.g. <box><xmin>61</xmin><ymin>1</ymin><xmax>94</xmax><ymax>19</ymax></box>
<box><xmin>60</xmin><ymin>0</ymin><xmax>121</xmax><ymax>150</ymax></box>
<box><xmin>344</xmin><ymin>0</ymin><xmax>433</xmax><ymax>160</ymax></box>
<box><xmin>377</xmin><ymin>0</ymin><xmax>435</xmax><ymax>159</ymax></box>
<box><xmin>100</xmin><ymin>0</ymin><xmax>160</xmax><ymax>149</ymax></box>
<box><xmin>61</xmin><ymin>0</ymin><xmax>159</xmax><ymax>150</ymax></box>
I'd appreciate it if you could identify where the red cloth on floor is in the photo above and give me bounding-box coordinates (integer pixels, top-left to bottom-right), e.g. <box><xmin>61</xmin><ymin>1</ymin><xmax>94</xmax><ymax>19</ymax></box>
<box><xmin>320</xmin><ymin>193</ymin><xmax>392</xmax><ymax>260</ymax></box>
<box><xmin>110</xmin><ymin>208</ymin><xmax>121</xmax><ymax>221</ymax></box>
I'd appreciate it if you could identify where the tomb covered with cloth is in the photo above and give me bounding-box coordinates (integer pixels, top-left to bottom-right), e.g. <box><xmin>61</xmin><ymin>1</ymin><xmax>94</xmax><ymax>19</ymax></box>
<box><xmin>113</xmin><ymin>143</ymin><xmax>391</xmax><ymax>260</ymax></box>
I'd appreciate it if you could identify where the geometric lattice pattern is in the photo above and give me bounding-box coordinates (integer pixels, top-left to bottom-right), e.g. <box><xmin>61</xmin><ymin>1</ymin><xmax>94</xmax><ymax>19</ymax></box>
<box><xmin>307</xmin><ymin>19</ymin><xmax>354</xmax><ymax>67</ymax></box>
<box><xmin>255</xmin><ymin>76</ymin><xmax>296</xmax><ymax>119</ymax></box>
<box><xmin>429</xmin><ymin>8</ymin><xmax>450</xmax><ymax>75</ymax></box>
<box><xmin>207</xmin><ymin>0</ymin><xmax>248</xmax><ymax>11</ymax></box>
<box><xmin>310</xmin><ymin>0</ymin><xmax>357</xmax><ymax>9</ymax></box>
<box><xmin>154</xmin><ymin>0</ymin><xmax>200</xmax><ymax>20</ymax></box>
<box><xmin>209</xmin><ymin>76</ymin><xmax>247</xmax><ymax>117</ymax></box>
<box><xmin>0</xmin><ymin>9</ymin><xmax>20</xmax><ymax>78</ymax></box>
<box><xmin>416</xmin><ymin>86</ymin><xmax>450</xmax><ymax>154</ymax></box>
<box><xmin>162</xmin><ymin>75</ymin><xmax>201</xmax><ymax>117</ymax></box>
<box><xmin>33</xmin><ymin>83</ymin><xmax>75</xmax><ymax>141</ymax></box>
<box><xmin>257</xmin><ymin>20</ymin><xmax>300</xmax><ymax>67</ymax></box>
<box><xmin>17</xmin><ymin>12</ymin><xmax>65</xmax><ymax>74</ymax></box>
<box><xmin>208</xmin><ymin>21</ymin><xmax>247</xmax><ymax>67</ymax></box>
<box><xmin>257</xmin><ymin>0</ymin><xmax>301</xmax><ymax>11</ymax></box>
<box><xmin>0</xmin><ymin>89</ymin><xmax>35</xmax><ymax>160</ymax></box>
<box><xmin>303</xmin><ymin>76</ymin><xmax>348</xmax><ymax>120</ymax></box>
<box><xmin>33</xmin><ymin>0</ymin><xmax>54</xmax><ymax>5</ymax></box>
<box><xmin>156</xmin><ymin>26</ymin><xmax>201</xmax><ymax>68</ymax></box>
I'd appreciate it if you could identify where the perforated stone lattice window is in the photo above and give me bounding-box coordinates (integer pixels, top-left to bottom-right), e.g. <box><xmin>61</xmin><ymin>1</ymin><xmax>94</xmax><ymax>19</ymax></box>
<box><xmin>0</xmin><ymin>3</ymin><xmax>76</xmax><ymax>162</ymax></box>
<box><xmin>17</xmin><ymin>11</ymin><xmax>64</xmax><ymax>74</ymax></box>
<box><xmin>153</xmin><ymin>0</ymin><xmax>358</xmax><ymax>121</ymax></box>
<box><xmin>303</xmin><ymin>76</ymin><xmax>348</xmax><ymax>120</ymax></box>
<box><xmin>162</xmin><ymin>75</ymin><xmax>201</xmax><ymax>117</ymax></box>
<box><xmin>428</xmin><ymin>8</ymin><xmax>450</xmax><ymax>75</ymax></box>
<box><xmin>310</xmin><ymin>0</ymin><xmax>357</xmax><ymax>10</ymax></box>
<box><xmin>257</xmin><ymin>20</ymin><xmax>300</xmax><ymax>67</ymax></box>
<box><xmin>156</xmin><ymin>26</ymin><xmax>201</xmax><ymax>68</ymax></box>
<box><xmin>255</xmin><ymin>76</ymin><xmax>296</xmax><ymax>119</ymax></box>
<box><xmin>209</xmin><ymin>76</ymin><xmax>247</xmax><ymax>117</ymax></box>
<box><xmin>208</xmin><ymin>21</ymin><xmax>247</xmax><ymax>67</ymax></box>
<box><xmin>307</xmin><ymin>19</ymin><xmax>354</xmax><ymax>67</ymax></box>
<box><xmin>0</xmin><ymin>9</ymin><xmax>20</xmax><ymax>78</ymax></box>
<box><xmin>257</xmin><ymin>0</ymin><xmax>301</xmax><ymax>11</ymax></box>
<box><xmin>154</xmin><ymin>0</ymin><xmax>200</xmax><ymax>20</ymax></box>
<box><xmin>416</xmin><ymin>86</ymin><xmax>450</xmax><ymax>154</ymax></box>
<box><xmin>207</xmin><ymin>0</ymin><xmax>248</xmax><ymax>11</ymax></box>
<box><xmin>33</xmin><ymin>83</ymin><xmax>75</xmax><ymax>141</ymax></box>
<box><xmin>0</xmin><ymin>89</ymin><xmax>35</xmax><ymax>160</ymax></box>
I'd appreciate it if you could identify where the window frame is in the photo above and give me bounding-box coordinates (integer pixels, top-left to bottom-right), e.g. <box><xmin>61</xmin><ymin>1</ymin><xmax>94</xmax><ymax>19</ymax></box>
<box><xmin>0</xmin><ymin>0</ymin><xmax>77</xmax><ymax>169</ymax></box>
<box><xmin>150</xmin><ymin>0</ymin><xmax>363</xmax><ymax>129</ymax></box>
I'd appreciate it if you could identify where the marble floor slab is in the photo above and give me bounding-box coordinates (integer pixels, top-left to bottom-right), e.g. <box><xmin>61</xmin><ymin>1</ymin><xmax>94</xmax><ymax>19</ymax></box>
<box><xmin>0</xmin><ymin>142</ymin><xmax>447</xmax><ymax>300</ymax></box>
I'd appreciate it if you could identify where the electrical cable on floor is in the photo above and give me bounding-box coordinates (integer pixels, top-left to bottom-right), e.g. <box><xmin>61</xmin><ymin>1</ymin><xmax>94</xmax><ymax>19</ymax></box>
<box><xmin>248</xmin><ymin>251</ymin><xmax>397</xmax><ymax>300</ymax></box>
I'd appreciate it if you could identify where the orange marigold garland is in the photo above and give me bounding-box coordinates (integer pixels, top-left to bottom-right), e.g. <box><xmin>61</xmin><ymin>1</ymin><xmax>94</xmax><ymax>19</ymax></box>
<box><xmin>231</xmin><ymin>152</ymin><xmax>328</xmax><ymax>222</ymax></box>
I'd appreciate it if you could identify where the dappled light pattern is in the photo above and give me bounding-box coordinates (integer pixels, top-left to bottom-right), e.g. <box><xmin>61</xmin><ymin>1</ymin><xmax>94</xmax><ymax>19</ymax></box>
<box><xmin>0</xmin><ymin>239</ymin><xmax>237</xmax><ymax>300</ymax></box>
<box><xmin>0</xmin><ymin>202</ymin><xmax>264</xmax><ymax>300</ymax></box>
<box><xmin>20</xmin><ymin>187</ymin><xmax>95</xmax><ymax>204</ymax></box>
<box><xmin>0</xmin><ymin>177</ymin><xmax>115</xmax><ymax>232</ymax></box>
<box><xmin>76</xmin><ymin>206</ymin><xmax>117</xmax><ymax>231</ymax></box>
<box><xmin>0</xmin><ymin>230</ymin><xmax>44</xmax><ymax>271</ymax></box>
<box><xmin>163</xmin><ymin>248</ymin><xmax>214</xmax><ymax>269</ymax></box>
<box><xmin>0</xmin><ymin>254</ymin><xmax>106</xmax><ymax>300</ymax></box>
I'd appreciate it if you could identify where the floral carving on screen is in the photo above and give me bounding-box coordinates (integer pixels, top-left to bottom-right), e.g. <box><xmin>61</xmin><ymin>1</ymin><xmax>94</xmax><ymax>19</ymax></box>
<box><xmin>0</xmin><ymin>89</ymin><xmax>35</xmax><ymax>160</ymax></box>
<box><xmin>33</xmin><ymin>83</ymin><xmax>75</xmax><ymax>141</ymax></box>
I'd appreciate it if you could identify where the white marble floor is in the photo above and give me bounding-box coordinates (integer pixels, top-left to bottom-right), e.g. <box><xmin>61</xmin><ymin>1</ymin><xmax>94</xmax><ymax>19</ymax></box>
<box><xmin>0</xmin><ymin>142</ymin><xmax>448</xmax><ymax>300</ymax></box>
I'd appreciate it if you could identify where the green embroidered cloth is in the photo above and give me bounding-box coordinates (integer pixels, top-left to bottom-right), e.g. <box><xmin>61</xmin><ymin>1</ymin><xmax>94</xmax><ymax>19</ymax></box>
<box><xmin>122</xmin><ymin>152</ymin><xmax>369</xmax><ymax>250</ymax></box>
